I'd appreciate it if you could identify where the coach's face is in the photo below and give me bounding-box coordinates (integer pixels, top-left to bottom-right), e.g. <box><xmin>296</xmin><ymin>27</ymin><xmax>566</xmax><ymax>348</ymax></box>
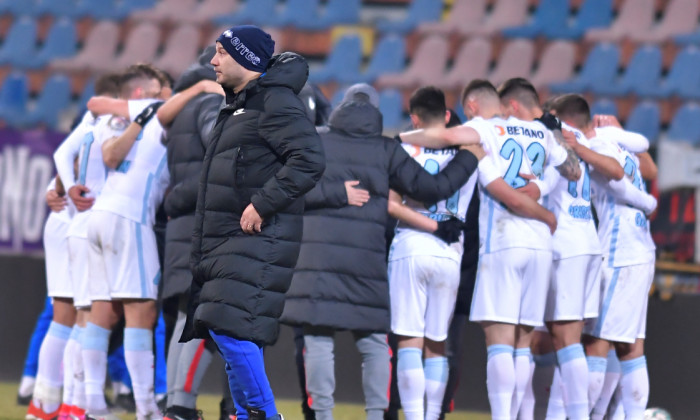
<box><xmin>211</xmin><ymin>42</ymin><xmax>246</xmax><ymax>88</ymax></box>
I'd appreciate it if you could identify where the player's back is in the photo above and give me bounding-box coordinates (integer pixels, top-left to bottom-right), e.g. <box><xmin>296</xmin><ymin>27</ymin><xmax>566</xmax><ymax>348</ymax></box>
<box><xmin>93</xmin><ymin>99</ymin><xmax>169</xmax><ymax>226</ymax></box>
<box><xmin>544</xmin><ymin>123</ymin><xmax>601</xmax><ymax>260</ymax></box>
<box><xmin>477</xmin><ymin>116</ymin><xmax>565</xmax><ymax>254</ymax></box>
<box><xmin>590</xmin><ymin>128</ymin><xmax>655</xmax><ymax>267</ymax></box>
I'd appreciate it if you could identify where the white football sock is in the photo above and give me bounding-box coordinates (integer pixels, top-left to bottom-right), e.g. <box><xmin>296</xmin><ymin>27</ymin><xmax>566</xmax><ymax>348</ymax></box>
<box><xmin>82</xmin><ymin>322</ymin><xmax>110</xmax><ymax>414</ymax></box>
<box><xmin>586</xmin><ymin>355</ymin><xmax>607</xmax><ymax>411</ymax></box>
<box><xmin>35</xmin><ymin>321</ymin><xmax>72</xmax><ymax>413</ymax></box>
<box><xmin>61</xmin><ymin>327</ymin><xmax>79</xmax><ymax>407</ymax></box>
<box><xmin>545</xmin><ymin>368</ymin><xmax>565</xmax><ymax>420</ymax></box>
<box><xmin>518</xmin><ymin>357</ymin><xmax>535</xmax><ymax>420</ymax></box>
<box><xmin>557</xmin><ymin>344</ymin><xmax>589</xmax><ymax>420</ymax></box>
<box><xmin>124</xmin><ymin>328</ymin><xmax>158</xmax><ymax>418</ymax></box>
<box><xmin>608</xmin><ymin>386</ymin><xmax>624</xmax><ymax>420</ymax></box>
<box><xmin>511</xmin><ymin>347</ymin><xmax>532</xmax><ymax>419</ymax></box>
<box><xmin>397</xmin><ymin>347</ymin><xmax>424</xmax><ymax>420</ymax></box>
<box><xmin>424</xmin><ymin>356</ymin><xmax>448</xmax><ymax>420</ymax></box>
<box><xmin>619</xmin><ymin>356</ymin><xmax>648</xmax><ymax>420</ymax></box>
<box><xmin>486</xmin><ymin>345</ymin><xmax>515</xmax><ymax>420</ymax></box>
<box><xmin>532</xmin><ymin>352</ymin><xmax>556</xmax><ymax>419</ymax></box>
<box><xmin>591</xmin><ymin>350</ymin><xmax>621</xmax><ymax>420</ymax></box>
<box><xmin>72</xmin><ymin>327</ymin><xmax>86</xmax><ymax>411</ymax></box>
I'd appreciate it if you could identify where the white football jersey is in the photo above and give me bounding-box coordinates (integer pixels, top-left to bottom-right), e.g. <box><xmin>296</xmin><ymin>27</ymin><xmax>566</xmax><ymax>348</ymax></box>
<box><xmin>390</xmin><ymin>119</ymin><xmax>491</xmax><ymax>262</ymax></box>
<box><xmin>590</xmin><ymin>128</ymin><xmax>656</xmax><ymax>267</ymax></box>
<box><xmin>541</xmin><ymin>123</ymin><xmax>601</xmax><ymax>260</ymax></box>
<box><xmin>477</xmin><ymin>116</ymin><xmax>567</xmax><ymax>254</ymax></box>
<box><xmin>53</xmin><ymin>110</ymin><xmax>98</xmax><ymax>194</ymax></box>
<box><xmin>92</xmin><ymin>99</ymin><xmax>169</xmax><ymax>227</ymax></box>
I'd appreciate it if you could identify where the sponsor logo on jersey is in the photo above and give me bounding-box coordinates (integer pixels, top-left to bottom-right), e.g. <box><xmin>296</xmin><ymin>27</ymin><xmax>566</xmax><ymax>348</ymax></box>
<box><xmin>505</xmin><ymin>125</ymin><xmax>545</xmax><ymax>139</ymax></box>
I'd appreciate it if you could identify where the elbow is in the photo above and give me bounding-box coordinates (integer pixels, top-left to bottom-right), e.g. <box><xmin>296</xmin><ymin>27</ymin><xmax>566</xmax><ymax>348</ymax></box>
<box><xmin>86</xmin><ymin>97</ymin><xmax>99</xmax><ymax>114</ymax></box>
<box><xmin>103</xmin><ymin>154</ymin><xmax>120</xmax><ymax>170</ymax></box>
<box><xmin>610</xmin><ymin>166</ymin><xmax>625</xmax><ymax>181</ymax></box>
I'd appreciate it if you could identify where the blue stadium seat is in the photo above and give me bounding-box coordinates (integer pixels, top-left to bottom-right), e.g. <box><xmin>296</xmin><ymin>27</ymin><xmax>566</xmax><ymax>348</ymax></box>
<box><xmin>0</xmin><ymin>72</ymin><xmax>29</xmax><ymax>123</ymax></box>
<box><xmin>625</xmin><ymin>101</ymin><xmax>660</xmax><ymax>145</ymax></box>
<box><xmin>550</xmin><ymin>43</ymin><xmax>619</xmax><ymax>93</ymax></box>
<box><xmin>274</xmin><ymin>0</ymin><xmax>320</xmax><ymax>28</ymax></box>
<box><xmin>544</xmin><ymin>0</ymin><xmax>613</xmax><ymax>40</ymax></box>
<box><xmin>674</xmin><ymin>29</ymin><xmax>700</xmax><ymax>46</ymax></box>
<box><xmin>592</xmin><ymin>45</ymin><xmax>662</xmax><ymax>96</ymax></box>
<box><xmin>637</xmin><ymin>46</ymin><xmax>700</xmax><ymax>98</ymax></box>
<box><xmin>213</xmin><ymin>0</ymin><xmax>278</xmax><ymax>26</ymax></box>
<box><xmin>23</xmin><ymin>19</ymin><xmax>77</xmax><ymax>69</ymax></box>
<box><xmin>502</xmin><ymin>0</ymin><xmax>569</xmax><ymax>39</ymax></box>
<box><xmin>34</xmin><ymin>0</ymin><xmax>78</xmax><ymax>18</ymax></box>
<box><xmin>17</xmin><ymin>75</ymin><xmax>72</xmax><ymax>129</ymax></box>
<box><xmin>316</xmin><ymin>0</ymin><xmax>360</xmax><ymax>27</ymax></box>
<box><xmin>75</xmin><ymin>0</ymin><xmax>120</xmax><ymax>20</ymax></box>
<box><xmin>355</xmin><ymin>35</ymin><xmax>406</xmax><ymax>84</ymax></box>
<box><xmin>379</xmin><ymin>89</ymin><xmax>404</xmax><ymax>130</ymax></box>
<box><xmin>589</xmin><ymin>98</ymin><xmax>618</xmax><ymax>117</ymax></box>
<box><xmin>666</xmin><ymin>103</ymin><xmax>700</xmax><ymax>145</ymax></box>
<box><xmin>0</xmin><ymin>18</ymin><xmax>38</xmax><ymax>67</ymax></box>
<box><xmin>309</xmin><ymin>35</ymin><xmax>362</xmax><ymax>84</ymax></box>
<box><xmin>376</xmin><ymin>0</ymin><xmax>442</xmax><ymax>34</ymax></box>
<box><xmin>4</xmin><ymin>0</ymin><xmax>38</xmax><ymax>17</ymax></box>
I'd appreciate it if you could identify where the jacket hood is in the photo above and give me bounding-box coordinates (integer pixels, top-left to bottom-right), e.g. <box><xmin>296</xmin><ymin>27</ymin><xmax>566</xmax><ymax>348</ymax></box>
<box><xmin>258</xmin><ymin>52</ymin><xmax>309</xmax><ymax>94</ymax></box>
<box><xmin>173</xmin><ymin>45</ymin><xmax>217</xmax><ymax>92</ymax></box>
<box><xmin>328</xmin><ymin>100</ymin><xmax>383</xmax><ymax>138</ymax></box>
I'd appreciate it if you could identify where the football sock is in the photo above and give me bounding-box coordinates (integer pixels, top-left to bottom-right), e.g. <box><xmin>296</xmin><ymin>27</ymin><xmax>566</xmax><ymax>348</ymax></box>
<box><xmin>586</xmin><ymin>355</ymin><xmax>607</xmax><ymax>411</ymax></box>
<box><xmin>61</xmin><ymin>327</ymin><xmax>79</xmax><ymax>407</ymax></box>
<box><xmin>517</xmin><ymin>356</ymin><xmax>536</xmax><ymax>420</ymax></box>
<box><xmin>511</xmin><ymin>347</ymin><xmax>532</xmax><ymax>419</ymax></box>
<box><xmin>82</xmin><ymin>322</ymin><xmax>110</xmax><ymax>414</ymax></box>
<box><xmin>591</xmin><ymin>350</ymin><xmax>621</xmax><ymax>420</ymax></box>
<box><xmin>608</xmin><ymin>387</ymin><xmax>624</xmax><ymax>420</ymax></box>
<box><xmin>545</xmin><ymin>368</ymin><xmax>565</xmax><ymax>420</ymax></box>
<box><xmin>396</xmin><ymin>347</ymin><xmax>424</xmax><ymax>420</ymax></box>
<box><xmin>557</xmin><ymin>344</ymin><xmax>589</xmax><ymax>420</ymax></box>
<box><xmin>35</xmin><ymin>321</ymin><xmax>72</xmax><ymax>413</ymax></box>
<box><xmin>124</xmin><ymin>328</ymin><xmax>157</xmax><ymax>417</ymax></box>
<box><xmin>619</xmin><ymin>356</ymin><xmax>648</xmax><ymax>419</ymax></box>
<box><xmin>424</xmin><ymin>356</ymin><xmax>448</xmax><ymax>420</ymax></box>
<box><xmin>72</xmin><ymin>327</ymin><xmax>86</xmax><ymax>411</ymax></box>
<box><xmin>486</xmin><ymin>345</ymin><xmax>514</xmax><ymax>420</ymax></box>
<box><xmin>532</xmin><ymin>352</ymin><xmax>556</xmax><ymax>419</ymax></box>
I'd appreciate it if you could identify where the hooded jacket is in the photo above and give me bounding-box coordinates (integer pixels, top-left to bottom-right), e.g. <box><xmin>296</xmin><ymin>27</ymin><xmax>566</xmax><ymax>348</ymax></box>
<box><xmin>280</xmin><ymin>100</ymin><xmax>479</xmax><ymax>332</ymax></box>
<box><xmin>161</xmin><ymin>52</ymin><xmax>222</xmax><ymax>300</ymax></box>
<box><xmin>182</xmin><ymin>52</ymin><xmax>325</xmax><ymax>345</ymax></box>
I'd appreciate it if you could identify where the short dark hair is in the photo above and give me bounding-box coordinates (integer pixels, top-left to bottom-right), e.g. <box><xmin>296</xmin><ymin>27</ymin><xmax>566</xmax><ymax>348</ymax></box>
<box><xmin>120</xmin><ymin>63</ymin><xmax>162</xmax><ymax>97</ymax></box>
<box><xmin>541</xmin><ymin>94</ymin><xmax>563</xmax><ymax>115</ymax></box>
<box><xmin>409</xmin><ymin>86</ymin><xmax>446</xmax><ymax>125</ymax></box>
<box><xmin>461</xmin><ymin>79</ymin><xmax>497</xmax><ymax>106</ymax></box>
<box><xmin>498</xmin><ymin>77</ymin><xmax>540</xmax><ymax>109</ymax></box>
<box><xmin>94</xmin><ymin>72</ymin><xmax>121</xmax><ymax>97</ymax></box>
<box><xmin>552</xmin><ymin>94</ymin><xmax>591</xmax><ymax>128</ymax></box>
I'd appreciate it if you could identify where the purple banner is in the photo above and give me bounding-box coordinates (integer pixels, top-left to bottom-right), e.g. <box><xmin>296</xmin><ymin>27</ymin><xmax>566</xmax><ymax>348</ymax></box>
<box><xmin>0</xmin><ymin>128</ymin><xmax>65</xmax><ymax>254</ymax></box>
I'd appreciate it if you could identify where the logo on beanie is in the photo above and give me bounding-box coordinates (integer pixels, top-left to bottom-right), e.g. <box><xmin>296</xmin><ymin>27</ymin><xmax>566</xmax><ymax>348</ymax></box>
<box><xmin>230</xmin><ymin>36</ymin><xmax>261</xmax><ymax>67</ymax></box>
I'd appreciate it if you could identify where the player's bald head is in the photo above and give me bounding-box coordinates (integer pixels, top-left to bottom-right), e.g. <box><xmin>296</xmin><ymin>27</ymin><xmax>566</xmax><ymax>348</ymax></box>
<box><xmin>552</xmin><ymin>94</ymin><xmax>591</xmax><ymax>130</ymax></box>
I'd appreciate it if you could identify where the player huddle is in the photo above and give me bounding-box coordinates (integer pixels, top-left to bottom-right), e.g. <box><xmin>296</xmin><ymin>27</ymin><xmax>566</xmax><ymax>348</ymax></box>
<box><xmin>26</xmin><ymin>51</ymin><xmax>655</xmax><ymax>420</ymax></box>
<box><xmin>394</xmin><ymin>78</ymin><xmax>656</xmax><ymax>420</ymax></box>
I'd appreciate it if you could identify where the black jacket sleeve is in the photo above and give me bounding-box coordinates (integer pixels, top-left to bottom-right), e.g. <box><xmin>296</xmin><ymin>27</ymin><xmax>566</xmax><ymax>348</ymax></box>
<box><xmin>304</xmin><ymin>180</ymin><xmax>347</xmax><ymax>210</ymax></box>
<box><xmin>164</xmin><ymin>95</ymin><xmax>221</xmax><ymax>219</ymax></box>
<box><xmin>251</xmin><ymin>90</ymin><xmax>326</xmax><ymax>218</ymax></box>
<box><xmin>387</xmin><ymin>139</ymin><xmax>479</xmax><ymax>203</ymax></box>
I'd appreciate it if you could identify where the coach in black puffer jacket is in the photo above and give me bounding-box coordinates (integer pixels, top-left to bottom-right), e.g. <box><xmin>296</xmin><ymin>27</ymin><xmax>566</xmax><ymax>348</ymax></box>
<box><xmin>162</xmin><ymin>48</ymin><xmax>222</xmax><ymax>302</ymax></box>
<box><xmin>281</xmin><ymin>90</ymin><xmax>480</xmax><ymax>333</ymax></box>
<box><xmin>182</xmin><ymin>49</ymin><xmax>325</xmax><ymax>347</ymax></box>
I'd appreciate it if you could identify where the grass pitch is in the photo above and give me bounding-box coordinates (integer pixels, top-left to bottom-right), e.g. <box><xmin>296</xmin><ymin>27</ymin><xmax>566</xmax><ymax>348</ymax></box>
<box><xmin>0</xmin><ymin>382</ymin><xmax>490</xmax><ymax>420</ymax></box>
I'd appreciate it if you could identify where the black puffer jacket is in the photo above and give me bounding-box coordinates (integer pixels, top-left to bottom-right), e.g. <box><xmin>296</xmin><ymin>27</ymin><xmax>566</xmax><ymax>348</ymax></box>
<box><xmin>182</xmin><ymin>52</ymin><xmax>325</xmax><ymax>345</ymax></box>
<box><xmin>281</xmin><ymin>100</ymin><xmax>479</xmax><ymax>332</ymax></box>
<box><xmin>161</xmin><ymin>60</ymin><xmax>222</xmax><ymax>300</ymax></box>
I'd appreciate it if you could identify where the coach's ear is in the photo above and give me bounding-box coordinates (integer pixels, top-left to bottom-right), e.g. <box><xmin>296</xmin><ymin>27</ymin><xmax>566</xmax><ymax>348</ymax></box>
<box><xmin>444</xmin><ymin>109</ymin><xmax>451</xmax><ymax>125</ymax></box>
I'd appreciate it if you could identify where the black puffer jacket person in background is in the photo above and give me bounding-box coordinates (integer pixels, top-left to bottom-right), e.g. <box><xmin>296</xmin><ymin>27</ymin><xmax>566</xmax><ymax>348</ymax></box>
<box><xmin>280</xmin><ymin>84</ymin><xmax>480</xmax><ymax>420</ymax></box>
<box><xmin>181</xmin><ymin>25</ymin><xmax>325</xmax><ymax>420</ymax></box>
<box><xmin>158</xmin><ymin>46</ymin><xmax>223</xmax><ymax>420</ymax></box>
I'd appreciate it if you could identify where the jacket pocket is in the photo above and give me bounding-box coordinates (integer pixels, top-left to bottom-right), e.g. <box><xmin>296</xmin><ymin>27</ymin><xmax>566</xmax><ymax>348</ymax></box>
<box><xmin>234</xmin><ymin>146</ymin><xmax>246</xmax><ymax>188</ymax></box>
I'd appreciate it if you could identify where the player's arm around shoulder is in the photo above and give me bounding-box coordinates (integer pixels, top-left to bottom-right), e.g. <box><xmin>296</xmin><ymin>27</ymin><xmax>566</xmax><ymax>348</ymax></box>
<box><xmin>485</xmin><ymin>178</ymin><xmax>557</xmax><ymax>234</ymax></box>
<box><xmin>550</xmin><ymin>128</ymin><xmax>582</xmax><ymax>182</ymax></box>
